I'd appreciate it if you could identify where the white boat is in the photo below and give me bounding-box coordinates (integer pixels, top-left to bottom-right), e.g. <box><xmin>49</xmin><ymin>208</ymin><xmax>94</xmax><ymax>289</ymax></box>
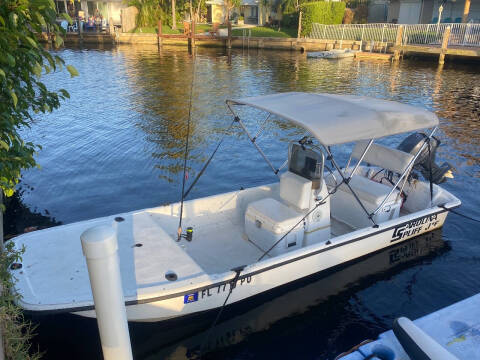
<box><xmin>9</xmin><ymin>92</ymin><xmax>460</xmax><ymax>323</ymax></box>
<box><xmin>307</xmin><ymin>49</ymin><xmax>356</xmax><ymax>59</ymax></box>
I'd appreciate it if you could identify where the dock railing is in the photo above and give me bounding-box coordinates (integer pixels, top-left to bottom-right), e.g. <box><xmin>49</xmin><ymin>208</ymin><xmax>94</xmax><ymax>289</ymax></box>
<box><xmin>309</xmin><ymin>23</ymin><xmax>480</xmax><ymax>47</ymax></box>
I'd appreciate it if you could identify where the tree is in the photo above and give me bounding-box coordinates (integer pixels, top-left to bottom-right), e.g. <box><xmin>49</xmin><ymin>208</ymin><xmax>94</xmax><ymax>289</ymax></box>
<box><xmin>0</xmin><ymin>0</ymin><xmax>77</xmax><ymax>201</ymax></box>
<box><xmin>223</xmin><ymin>0</ymin><xmax>240</xmax><ymax>24</ymax></box>
<box><xmin>172</xmin><ymin>0</ymin><xmax>177</xmax><ymax>29</ymax></box>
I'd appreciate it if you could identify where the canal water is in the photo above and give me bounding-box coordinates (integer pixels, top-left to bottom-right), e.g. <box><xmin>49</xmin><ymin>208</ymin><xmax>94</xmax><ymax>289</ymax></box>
<box><xmin>13</xmin><ymin>45</ymin><xmax>480</xmax><ymax>359</ymax></box>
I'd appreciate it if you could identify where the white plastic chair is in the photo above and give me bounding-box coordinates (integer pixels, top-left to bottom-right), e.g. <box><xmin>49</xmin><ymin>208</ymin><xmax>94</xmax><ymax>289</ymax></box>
<box><xmin>60</xmin><ymin>20</ymin><xmax>68</xmax><ymax>31</ymax></box>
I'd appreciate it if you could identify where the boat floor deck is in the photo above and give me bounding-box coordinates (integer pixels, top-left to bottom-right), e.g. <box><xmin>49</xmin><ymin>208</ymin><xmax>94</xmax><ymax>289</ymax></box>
<box><xmin>12</xmin><ymin>204</ymin><xmax>356</xmax><ymax>308</ymax></box>
<box><xmin>179</xmin><ymin>212</ymin><xmax>355</xmax><ymax>274</ymax></box>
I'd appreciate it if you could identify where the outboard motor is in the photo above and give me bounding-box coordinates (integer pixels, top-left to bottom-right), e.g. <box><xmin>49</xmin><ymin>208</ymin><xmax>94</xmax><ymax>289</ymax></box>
<box><xmin>397</xmin><ymin>133</ymin><xmax>453</xmax><ymax>184</ymax></box>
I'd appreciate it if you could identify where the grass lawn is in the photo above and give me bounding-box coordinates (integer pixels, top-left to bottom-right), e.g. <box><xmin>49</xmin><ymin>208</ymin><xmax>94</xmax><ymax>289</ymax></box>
<box><xmin>131</xmin><ymin>24</ymin><xmax>297</xmax><ymax>38</ymax></box>
<box><xmin>232</xmin><ymin>26</ymin><xmax>297</xmax><ymax>38</ymax></box>
<box><xmin>131</xmin><ymin>23</ymin><xmax>219</xmax><ymax>34</ymax></box>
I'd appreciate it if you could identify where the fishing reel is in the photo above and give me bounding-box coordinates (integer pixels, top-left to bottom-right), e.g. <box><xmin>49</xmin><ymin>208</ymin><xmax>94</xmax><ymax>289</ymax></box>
<box><xmin>177</xmin><ymin>226</ymin><xmax>193</xmax><ymax>242</ymax></box>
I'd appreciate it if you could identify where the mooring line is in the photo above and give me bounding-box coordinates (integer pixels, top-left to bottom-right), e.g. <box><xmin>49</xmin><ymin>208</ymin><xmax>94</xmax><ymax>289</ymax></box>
<box><xmin>440</xmin><ymin>205</ymin><xmax>480</xmax><ymax>223</ymax></box>
<box><xmin>199</xmin><ymin>265</ymin><xmax>245</xmax><ymax>358</ymax></box>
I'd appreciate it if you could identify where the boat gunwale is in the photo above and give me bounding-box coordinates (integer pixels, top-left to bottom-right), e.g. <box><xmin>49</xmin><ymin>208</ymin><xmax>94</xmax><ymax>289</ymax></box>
<box><xmin>15</xmin><ymin>200</ymin><xmax>460</xmax><ymax>315</ymax></box>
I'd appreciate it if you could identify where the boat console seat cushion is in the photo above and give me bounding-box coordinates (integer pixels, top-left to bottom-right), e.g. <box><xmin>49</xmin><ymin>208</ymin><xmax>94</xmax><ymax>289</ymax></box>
<box><xmin>353</xmin><ymin>141</ymin><xmax>414</xmax><ymax>175</ymax></box>
<box><xmin>327</xmin><ymin>174</ymin><xmax>402</xmax><ymax>229</ymax></box>
<box><xmin>279</xmin><ymin>171</ymin><xmax>312</xmax><ymax>210</ymax></box>
<box><xmin>338</xmin><ymin>175</ymin><xmax>400</xmax><ymax>205</ymax></box>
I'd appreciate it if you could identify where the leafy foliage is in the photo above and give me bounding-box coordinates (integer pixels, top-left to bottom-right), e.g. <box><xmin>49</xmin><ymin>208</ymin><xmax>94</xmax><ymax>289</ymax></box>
<box><xmin>128</xmin><ymin>0</ymin><xmax>165</xmax><ymax>27</ymax></box>
<box><xmin>0</xmin><ymin>241</ymin><xmax>42</xmax><ymax>359</ymax></box>
<box><xmin>281</xmin><ymin>1</ymin><xmax>345</xmax><ymax>35</ymax></box>
<box><xmin>0</xmin><ymin>0</ymin><xmax>76</xmax><ymax>198</ymax></box>
<box><xmin>300</xmin><ymin>1</ymin><xmax>346</xmax><ymax>36</ymax></box>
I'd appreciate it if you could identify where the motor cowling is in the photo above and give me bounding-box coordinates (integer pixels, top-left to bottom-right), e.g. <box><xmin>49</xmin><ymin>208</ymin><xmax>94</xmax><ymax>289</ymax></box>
<box><xmin>397</xmin><ymin>133</ymin><xmax>453</xmax><ymax>184</ymax></box>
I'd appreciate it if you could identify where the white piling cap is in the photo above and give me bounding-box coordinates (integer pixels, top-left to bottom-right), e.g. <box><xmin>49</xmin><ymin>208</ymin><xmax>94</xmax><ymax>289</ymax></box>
<box><xmin>81</xmin><ymin>225</ymin><xmax>118</xmax><ymax>259</ymax></box>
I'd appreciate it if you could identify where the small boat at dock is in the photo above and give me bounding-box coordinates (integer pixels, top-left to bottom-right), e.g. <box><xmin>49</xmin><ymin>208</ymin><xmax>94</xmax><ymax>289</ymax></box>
<box><xmin>336</xmin><ymin>292</ymin><xmax>480</xmax><ymax>360</ymax></box>
<box><xmin>9</xmin><ymin>92</ymin><xmax>460</xmax><ymax>323</ymax></box>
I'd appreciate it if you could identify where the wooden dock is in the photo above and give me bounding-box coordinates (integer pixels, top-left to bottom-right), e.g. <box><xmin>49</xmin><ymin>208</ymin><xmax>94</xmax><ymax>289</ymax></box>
<box><xmin>354</xmin><ymin>52</ymin><xmax>392</xmax><ymax>61</ymax></box>
<box><xmin>393</xmin><ymin>25</ymin><xmax>480</xmax><ymax>64</ymax></box>
<box><xmin>393</xmin><ymin>44</ymin><xmax>480</xmax><ymax>58</ymax></box>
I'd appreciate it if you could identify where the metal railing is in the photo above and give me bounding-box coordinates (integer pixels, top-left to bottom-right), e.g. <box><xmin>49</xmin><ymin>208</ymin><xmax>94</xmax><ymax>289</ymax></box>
<box><xmin>309</xmin><ymin>22</ymin><xmax>480</xmax><ymax>47</ymax></box>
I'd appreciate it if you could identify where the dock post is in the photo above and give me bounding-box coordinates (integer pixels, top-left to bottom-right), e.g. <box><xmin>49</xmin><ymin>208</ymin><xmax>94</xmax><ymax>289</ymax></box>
<box><xmin>227</xmin><ymin>21</ymin><xmax>232</xmax><ymax>49</ymax></box>
<box><xmin>81</xmin><ymin>225</ymin><xmax>133</xmax><ymax>360</ymax></box>
<box><xmin>192</xmin><ymin>19</ymin><xmax>196</xmax><ymax>48</ymax></box>
<box><xmin>109</xmin><ymin>17</ymin><xmax>114</xmax><ymax>45</ymax></box>
<box><xmin>439</xmin><ymin>26</ymin><xmax>451</xmax><ymax>65</ymax></box>
<box><xmin>157</xmin><ymin>19</ymin><xmax>162</xmax><ymax>48</ymax></box>
<box><xmin>393</xmin><ymin>25</ymin><xmax>404</xmax><ymax>61</ymax></box>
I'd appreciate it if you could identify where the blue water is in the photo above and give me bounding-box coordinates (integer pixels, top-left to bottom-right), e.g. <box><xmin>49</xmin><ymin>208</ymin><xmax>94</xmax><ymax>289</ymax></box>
<box><xmin>16</xmin><ymin>45</ymin><xmax>480</xmax><ymax>359</ymax></box>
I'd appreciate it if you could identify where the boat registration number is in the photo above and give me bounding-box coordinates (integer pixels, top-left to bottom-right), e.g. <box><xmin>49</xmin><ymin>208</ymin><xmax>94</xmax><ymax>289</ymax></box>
<box><xmin>184</xmin><ymin>276</ymin><xmax>253</xmax><ymax>304</ymax></box>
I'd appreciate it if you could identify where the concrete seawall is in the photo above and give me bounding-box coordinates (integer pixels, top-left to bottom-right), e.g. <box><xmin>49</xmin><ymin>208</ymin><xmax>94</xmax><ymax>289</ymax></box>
<box><xmin>64</xmin><ymin>33</ymin><xmax>394</xmax><ymax>53</ymax></box>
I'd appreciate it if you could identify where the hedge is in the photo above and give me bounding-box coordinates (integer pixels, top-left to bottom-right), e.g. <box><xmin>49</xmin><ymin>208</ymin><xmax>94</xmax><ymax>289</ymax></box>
<box><xmin>297</xmin><ymin>1</ymin><xmax>346</xmax><ymax>37</ymax></box>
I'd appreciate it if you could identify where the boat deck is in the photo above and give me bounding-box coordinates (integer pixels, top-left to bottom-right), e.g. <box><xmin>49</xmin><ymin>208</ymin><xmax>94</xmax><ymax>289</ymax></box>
<box><xmin>338</xmin><ymin>293</ymin><xmax>480</xmax><ymax>359</ymax></box>
<box><xmin>11</xmin><ymin>201</ymin><xmax>356</xmax><ymax>310</ymax></box>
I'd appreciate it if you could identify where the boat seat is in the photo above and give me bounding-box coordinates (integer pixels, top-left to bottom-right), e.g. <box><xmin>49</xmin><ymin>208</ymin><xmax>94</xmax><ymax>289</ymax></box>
<box><xmin>279</xmin><ymin>171</ymin><xmax>312</xmax><ymax>210</ymax></box>
<box><xmin>352</xmin><ymin>141</ymin><xmax>414</xmax><ymax>175</ymax></box>
<box><xmin>327</xmin><ymin>174</ymin><xmax>401</xmax><ymax>229</ymax></box>
<box><xmin>337</xmin><ymin>175</ymin><xmax>399</xmax><ymax>206</ymax></box>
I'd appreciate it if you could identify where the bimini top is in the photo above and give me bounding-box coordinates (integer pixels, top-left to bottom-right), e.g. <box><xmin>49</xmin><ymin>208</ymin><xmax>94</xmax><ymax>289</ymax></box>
<box><xmin>227</xmin><ymin>92</ymin><xmax>439</xmax><ymax>146</ymax></box>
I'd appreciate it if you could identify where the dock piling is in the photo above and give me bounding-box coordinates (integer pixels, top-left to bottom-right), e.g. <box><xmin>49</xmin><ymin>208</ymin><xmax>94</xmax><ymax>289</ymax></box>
<box><xmin>81</xmin><ymin>225</ymin><xmax>133</xmax><ymax>360</ymax></box>
<box><xmin>227</xmin><ymin>21</ymin><xmax>232</xmax><ymax>49</ymax></box>
<box><xmin>158</xmin><ymin>19</ymin><xmax>162</xmax><ymax>48</ymax></box>
<box><xmin>439</xmin><ymin>26</ymin><xmax>451</xmax><ymax>65</ymax></box>
<box><xmin>394</xmin><ymin>25</ymin><xmax>404</xmax><ymax>61</ymax></box>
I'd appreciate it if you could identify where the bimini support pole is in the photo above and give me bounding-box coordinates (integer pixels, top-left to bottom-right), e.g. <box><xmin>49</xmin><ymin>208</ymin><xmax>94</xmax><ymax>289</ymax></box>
<box><xmin>348</xmin><ymin>139</ymin><xmax>374</xmax><ymax>178</ymax></box>
<box><xmin>81</xmin><ymin>225</ymin><xmax>133</xmax><ymax>360</ymax></box>
<box><xmin>227</xmin><ymin>102</ymin><xmax>280</xmax><ymax>178</ymax></box>
<box><xmin>372</xmin><ymin>126</ymin><xmax>438</xmax><ymax>216</ymax></box>
<box><xmin>323</xmin><ymin>145</ymin><xmax>377</xmax><ymax>226</ymax></box>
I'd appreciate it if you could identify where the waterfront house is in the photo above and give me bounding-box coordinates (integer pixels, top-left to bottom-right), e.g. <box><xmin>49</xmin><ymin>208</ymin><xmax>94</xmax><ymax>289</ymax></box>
<box><xmin>54</xmin><ymin>0</ymin><xmax>128</xmax><ymax>25</ymax></box>
<box><xmin>368</xmin><ymin>0</ymin><xmax>479</xmax><ymax>24</ymax></box>
<box><xmin>206</xmin><ymin>0</ymin><xmax>281</xmax><ymax>25</ymax></box>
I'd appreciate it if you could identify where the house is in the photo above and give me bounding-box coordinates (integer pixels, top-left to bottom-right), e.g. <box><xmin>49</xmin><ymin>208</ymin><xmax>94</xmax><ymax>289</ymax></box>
<box><xmin>206</xmin><ymin>0</ymin><xmax>280</xmax><ymax>25</ymax></box>
<box><xmin>368</xmin><ymin>0</ymin><xmax>479</xmax><ymax>24</ymax></box>
<box><xmin>54</xmin><ymin>0</ymin><xmax>128</xmax><ymax>25</ymax></box>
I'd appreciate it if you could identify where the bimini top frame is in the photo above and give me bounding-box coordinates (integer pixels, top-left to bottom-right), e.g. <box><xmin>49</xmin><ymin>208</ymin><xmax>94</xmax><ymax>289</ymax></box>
<box><xmin>227</xmin><ymin>92</ymin><xmax>438</xmax><ymax>146</ymax></box>
<box><xmin>226</xmin><ymin>92</ymin><xmax>439</xmax><ymax>227</ymax></box>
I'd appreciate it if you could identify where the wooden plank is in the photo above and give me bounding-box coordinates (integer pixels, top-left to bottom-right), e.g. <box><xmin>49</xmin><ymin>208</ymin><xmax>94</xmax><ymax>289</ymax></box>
<box><xmin>355</xmin><ymin>52</ymin><xmax>392</xmax><ymax>61</ymax></box>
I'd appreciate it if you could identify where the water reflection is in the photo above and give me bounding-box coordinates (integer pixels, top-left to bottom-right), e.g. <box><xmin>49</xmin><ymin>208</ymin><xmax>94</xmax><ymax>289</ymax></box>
<box><xmin>15</xmin><ymin>45</ymin><xmax>480</xmax><ymax>360</ymax></box>
<box><xmin>133</xmin><ymin>231</ymin><xmax>448</xmax><ymax>360</ymax></box>
<box><xmin>20</xmin><ymin>46</ymin><xmax>480</xmax><ymax>226</ymax></box>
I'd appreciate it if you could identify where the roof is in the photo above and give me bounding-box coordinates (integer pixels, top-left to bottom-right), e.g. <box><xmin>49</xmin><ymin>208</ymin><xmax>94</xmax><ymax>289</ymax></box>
<box><xmin>227</xmin><ymin>92</ymin><xmax>438</xmax><ymax>146</ymax></box>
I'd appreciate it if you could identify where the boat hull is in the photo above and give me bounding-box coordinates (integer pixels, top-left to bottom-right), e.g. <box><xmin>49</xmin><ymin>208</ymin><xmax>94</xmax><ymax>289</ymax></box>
<box><xmin>71</xmin><ymin>207</ymin><xmax>451</xmax><ymax>322</ymax></box>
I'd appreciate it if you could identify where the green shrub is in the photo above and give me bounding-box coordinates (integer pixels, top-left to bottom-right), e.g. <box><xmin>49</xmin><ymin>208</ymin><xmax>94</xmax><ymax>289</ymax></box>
<box><xmin>300</xmin><ymin>1</ymin><xmax>346</xmax><ymax>36</ymax></box>
<box><xmin>281</xmin><ymin>12</ymin><xmax>298</xmax><ymax>28</ymax></box>
<box><xmin>129</xmin><ymin>0</ymin><xmax>164</xmax><ymax>27</ymax></box>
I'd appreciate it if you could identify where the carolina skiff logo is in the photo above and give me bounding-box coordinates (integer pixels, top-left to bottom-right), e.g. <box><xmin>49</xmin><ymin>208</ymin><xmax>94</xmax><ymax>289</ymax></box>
<box><xmin>391</xmin><ymin>214</ymin><xmax>439</xmax><ymax>242</ymax></box>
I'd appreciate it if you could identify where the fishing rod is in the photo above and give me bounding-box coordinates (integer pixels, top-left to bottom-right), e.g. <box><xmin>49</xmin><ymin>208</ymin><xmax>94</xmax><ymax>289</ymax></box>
<box><xmin>177</xmin><ymin>46</ymin><xmax>196</xmax><ymax>242</ymax></box>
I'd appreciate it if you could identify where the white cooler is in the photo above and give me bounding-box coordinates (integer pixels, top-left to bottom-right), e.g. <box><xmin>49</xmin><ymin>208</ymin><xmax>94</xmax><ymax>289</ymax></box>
<box><xmin>245</xmin><ymin>197</ymin><xmax>304</xmax><ymax>257</ymax></box>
